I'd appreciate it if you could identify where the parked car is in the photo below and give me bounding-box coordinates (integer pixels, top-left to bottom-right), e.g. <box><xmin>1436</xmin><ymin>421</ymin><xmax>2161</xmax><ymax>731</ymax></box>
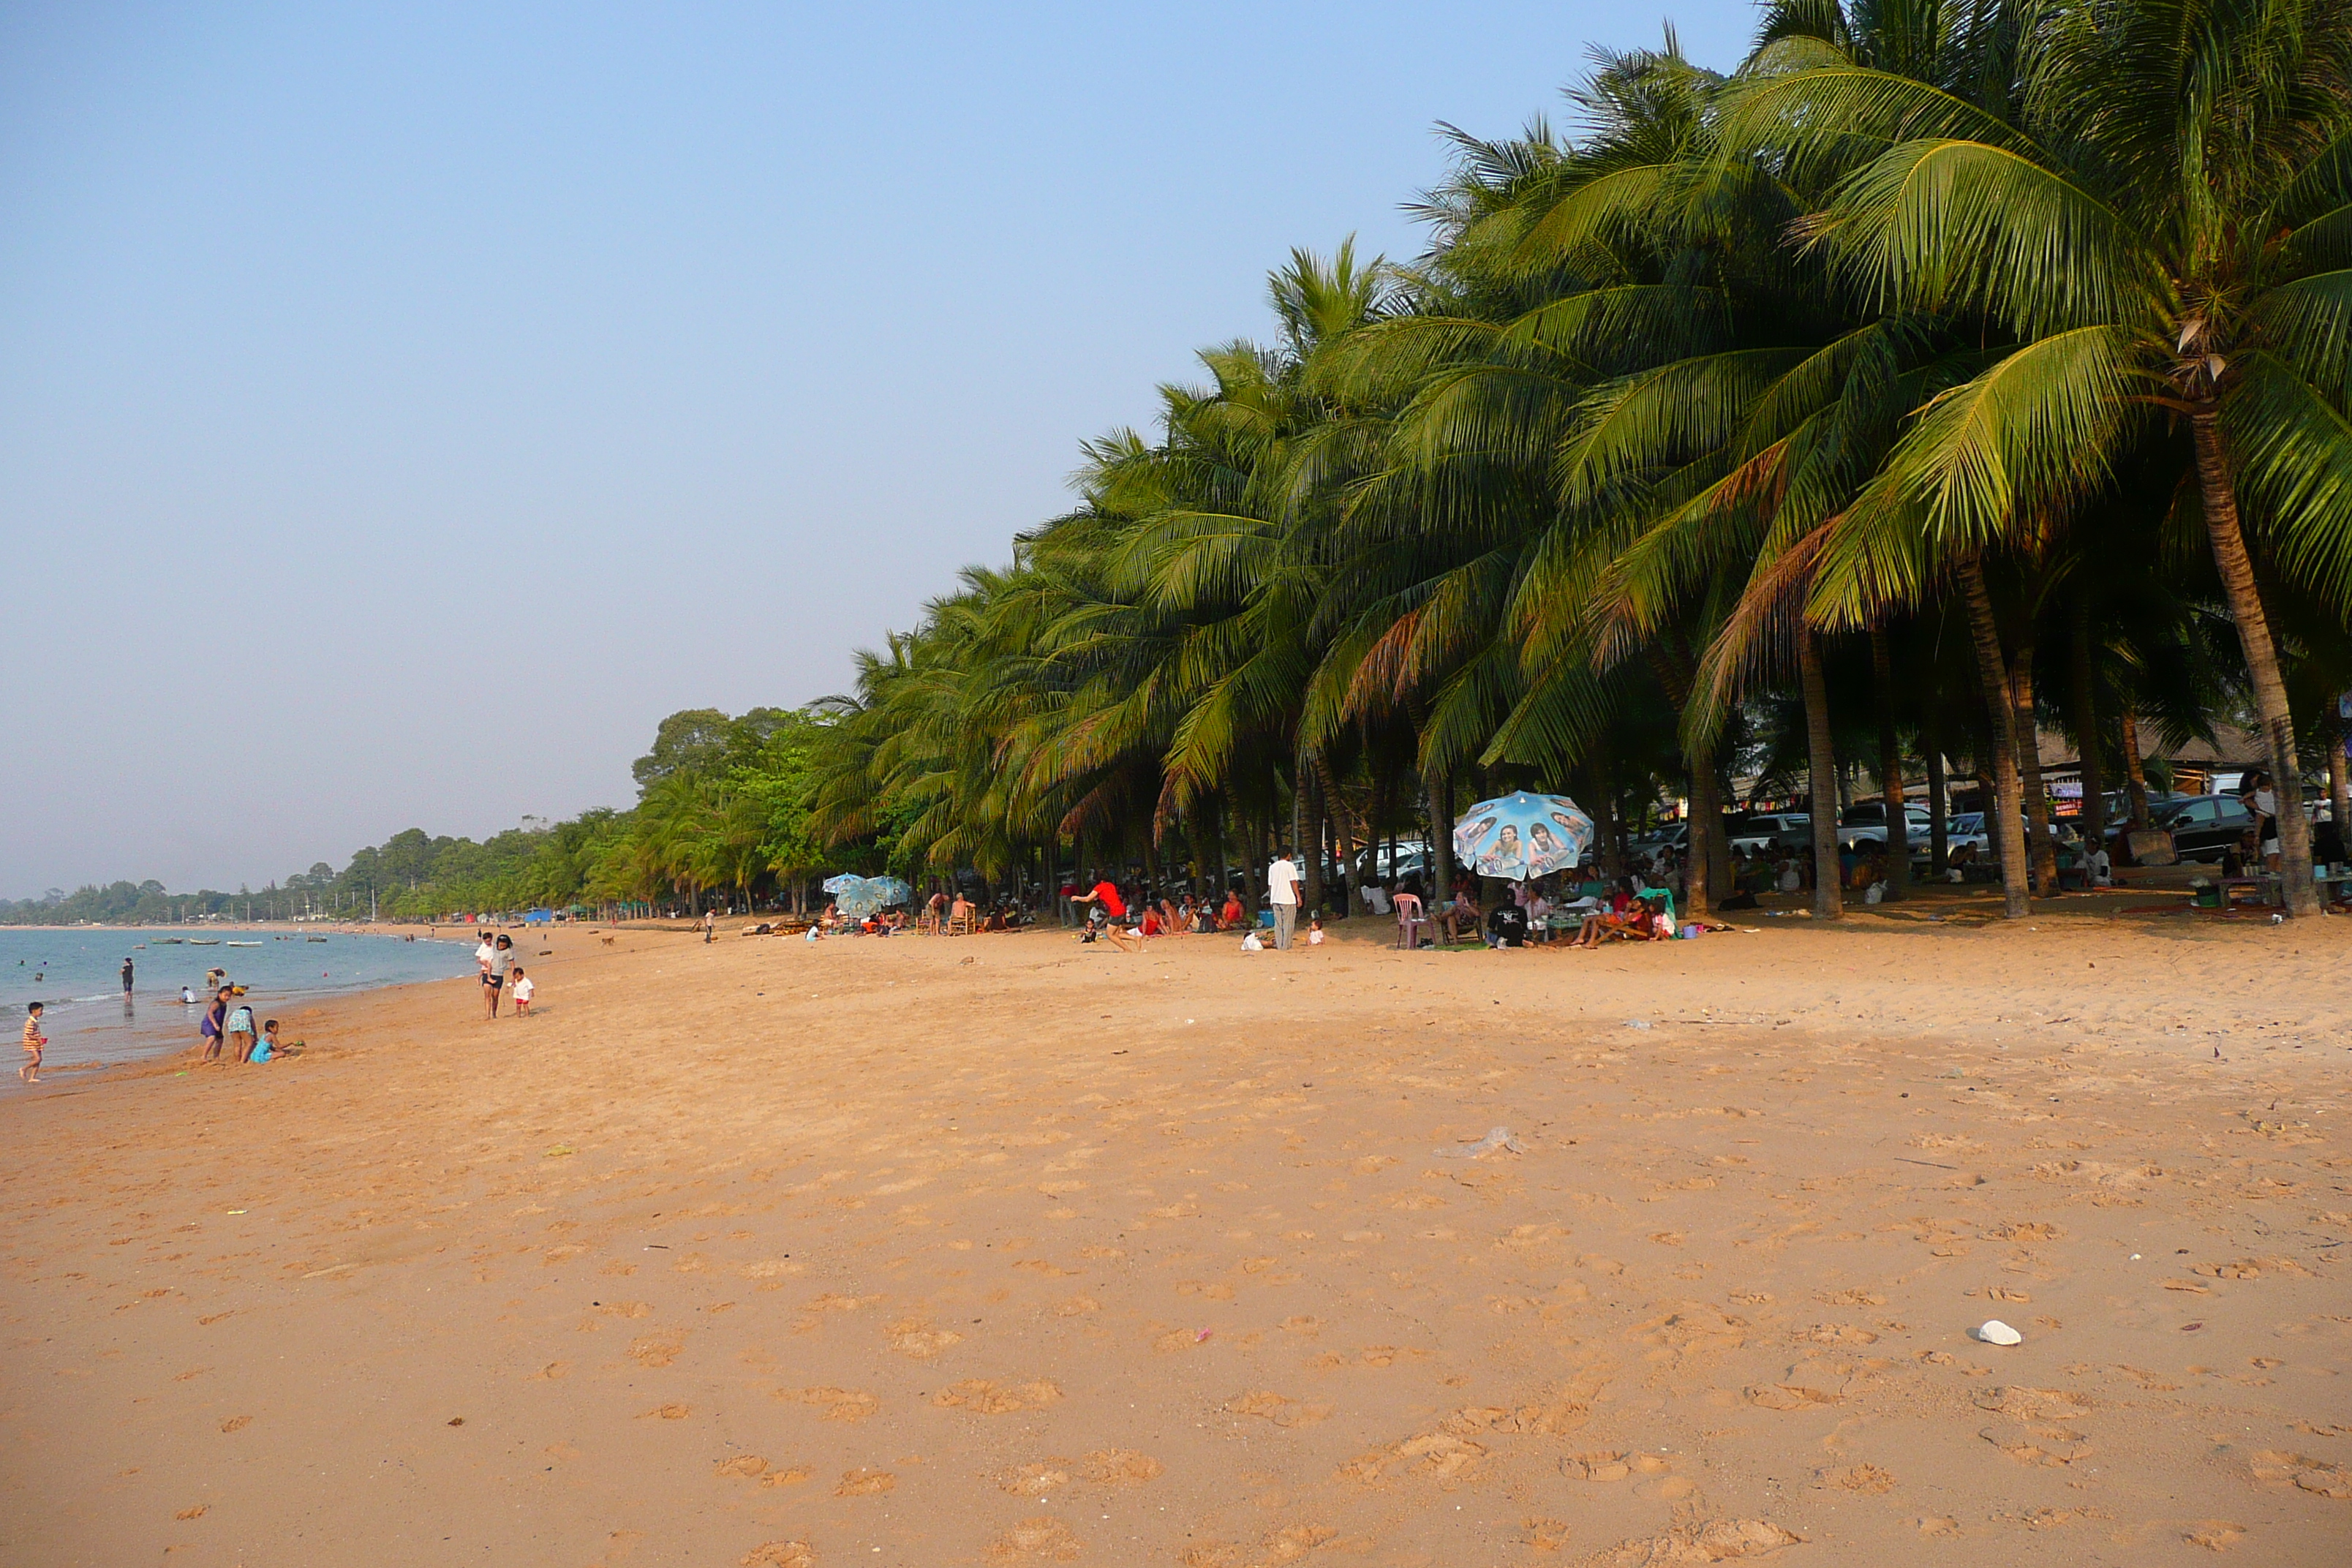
<box><xmin>1836</xmin><ymin>803</ymin><xmax>1934</xmax><ymax>851</ymax></box>
<box><xmin>2121</xmin><ymin>794</ymin><xmax>2257</xmax><ymax>863</ymax></box>
<box><xmin>1728</xmin><ymin>813</ymin><xmax>1812</xmax><ymax>855</ymax></box>
<box><xmin>1945</xmin><ymin>813</ymin><xmax>1991</xmax><ymax>860</ymax></box>
<box><xmin>1628</xmin><ymin>824</ymin><xmax>1689</xmax><ymax>859</ymax></box>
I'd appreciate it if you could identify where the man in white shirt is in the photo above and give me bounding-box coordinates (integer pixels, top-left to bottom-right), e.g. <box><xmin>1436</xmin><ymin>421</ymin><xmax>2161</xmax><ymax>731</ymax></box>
<box><xmin>1267</xmin><ymin>849</ymin><xmax>1302</xmax><ymax>950</ymax></box>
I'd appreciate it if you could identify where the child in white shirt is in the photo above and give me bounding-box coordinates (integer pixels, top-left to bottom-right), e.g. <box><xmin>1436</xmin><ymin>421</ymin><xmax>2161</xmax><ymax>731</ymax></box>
<box><xmin>511</xmin><ymin>968</ymin><xmax>535</xmax><ymax>1016</ymax></box>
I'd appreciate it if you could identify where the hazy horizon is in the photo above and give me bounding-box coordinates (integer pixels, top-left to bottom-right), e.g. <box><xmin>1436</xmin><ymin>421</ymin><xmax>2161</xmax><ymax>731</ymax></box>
<box><xmin>1</xmin><ymin>1</ymin><xmax>1750</xmax><ymax>900</ymax></box>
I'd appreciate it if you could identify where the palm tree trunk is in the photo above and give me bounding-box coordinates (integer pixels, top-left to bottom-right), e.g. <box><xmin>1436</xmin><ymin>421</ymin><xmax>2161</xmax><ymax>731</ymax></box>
<box><xmin>1798</xmin><ymin>629</ymin><xmax>1844</xmax><ymax>919</ymax></box>
<box><xmin>2119</xmin><ymin>710</ymin><xmax>2152</xmax><ymax>830</ymax></box>
<box><xmin>2192</xmin><ymin>409</ymin><xmax>2319</xmax><ymax>916</ymax></box>
<box><xmin>2069</xmin><ymin>602</ymin><xmax>2106</xmax><ymax>857</ymax></box>
<box><xmin>1426</xmin><ymin>767</ymin><xmax>1455</xmax><ymax>909</ymax></box>
<box><xmin>2327</xmin><ymin>715</ymin><xmax>2351</xmax><ymax>862</ymax></box>
<box><xmin>1869</xmin><ymin>627</ymin><xmax>1909</xmax><ymax>900</ymax></box>
<box><xmin>2009</xmin><ymin>630</ymin><xmax>2060</xmax><ymax>894</ymax></box>
<box><xmin>1311</xmin><ymin>750</ymin><xmax>1358</xmax><ymax>920</ymax></box>
<box><xmin>1960</xmin><ymin>553</ymin><xmax>2032</xmax><ymax>919</ymax></box>
<box><xmin>1925</xmin><ymin>701</ymin><xmax>1950</xmax><ymax>878</ymax></box>
<box><xmin>1300</xmin><ymin>758</ymin><xmax>1325</xmax><ymax>915</ymax></box>
<box><xmin>1685</xmin><ymin>728</ymin><xmax>1720</xmax><ymax>918</ymax></box>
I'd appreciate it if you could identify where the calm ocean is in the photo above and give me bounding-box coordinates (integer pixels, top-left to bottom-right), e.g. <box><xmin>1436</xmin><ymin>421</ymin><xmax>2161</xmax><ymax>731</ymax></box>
<box><xmin>2</xmin><ymin>927</ymin><xmax>476</xmax><ymax>1082</ymax></box>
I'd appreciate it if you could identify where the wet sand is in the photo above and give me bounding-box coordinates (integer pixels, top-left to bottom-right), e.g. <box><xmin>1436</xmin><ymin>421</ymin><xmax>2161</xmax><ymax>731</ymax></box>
<box><xmin>2</xmin><ymin>902</ymin><xmax>2348</xmax><ymax>1566</ymax></box>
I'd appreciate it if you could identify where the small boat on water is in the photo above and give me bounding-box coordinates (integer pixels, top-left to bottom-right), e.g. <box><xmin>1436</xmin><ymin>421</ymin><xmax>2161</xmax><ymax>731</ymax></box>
<box><xmin>188</xmin><ymin>939</ymin><xmax>221</xmax><ymax>946</ymax></box>
<box><xmin>151</xmin><ymin>938</ymin><xmax>184</xmax><ymax>945</ymax></box>
<box><xmin>306</xmin><ymin>936</ymin><xmax>328</xmax><ymax>943</ymax></box>
<box><xmin>226</xmin><ymin>941</ymin><xmax>260</xmax><ymax>948</ymax></box>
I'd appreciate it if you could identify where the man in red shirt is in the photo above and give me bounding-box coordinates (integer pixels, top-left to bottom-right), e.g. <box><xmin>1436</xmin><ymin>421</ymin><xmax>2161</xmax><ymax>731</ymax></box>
<box><xmin>1069</xmin><ymin>878</ymin><xmax>1138</xmax><ymax>950</ymax></box>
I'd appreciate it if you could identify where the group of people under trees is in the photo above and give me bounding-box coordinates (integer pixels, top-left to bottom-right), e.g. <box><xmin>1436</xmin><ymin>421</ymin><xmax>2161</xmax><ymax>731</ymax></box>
<box><xmin>1066</xmin><ymin>856</ymin><xmax>1316</xmax><ymax>952</ymax></box>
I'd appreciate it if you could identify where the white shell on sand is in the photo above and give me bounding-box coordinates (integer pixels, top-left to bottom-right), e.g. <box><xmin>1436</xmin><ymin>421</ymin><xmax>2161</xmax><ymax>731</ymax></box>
<box><xmin>1975</xmin><ymin>1319</ymin><xmax>2023</xmax><ymax>1346</ymax></box>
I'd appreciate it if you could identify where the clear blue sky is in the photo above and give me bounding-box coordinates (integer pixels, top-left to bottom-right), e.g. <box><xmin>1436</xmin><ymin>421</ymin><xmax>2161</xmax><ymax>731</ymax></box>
<box><xmin>0</xmin><ymin>0</ymin><xmax>1753</xmax><ymax>899</ymax></box>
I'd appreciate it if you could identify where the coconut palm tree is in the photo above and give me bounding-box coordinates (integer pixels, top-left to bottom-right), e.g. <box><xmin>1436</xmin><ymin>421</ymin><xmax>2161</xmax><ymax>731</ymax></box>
<box><xmin>1746</xmin><ymin>0</ymin><xmax>2352</xmax><ymax>914</ymax></box>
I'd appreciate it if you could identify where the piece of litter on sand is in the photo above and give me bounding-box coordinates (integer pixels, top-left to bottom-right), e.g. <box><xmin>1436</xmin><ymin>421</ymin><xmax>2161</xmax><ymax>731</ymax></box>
<box><xmin>1433</xmin><ymin>1126</ymin><xmax>1526</xmax><ymax>1159</ymax></box>
<box><xmin>1975</xmin><ymin>1319</ymin><xmax>2023</xmax><ymax>1346</ymax></box>
<box><xmin>543</xmin><ymin>1145</ymin><xmax>576</xmax><ymax>1158</ymax></box>
<box><xmin>1196</xmin><ymin>1329</ymin><xmax>1213</xmax><ymax>1342</ymax></box>
<box><xmin>1623</xmin><ymin>1019</ymin><xmax>1654</xmax><ymax>1030</ymax></box>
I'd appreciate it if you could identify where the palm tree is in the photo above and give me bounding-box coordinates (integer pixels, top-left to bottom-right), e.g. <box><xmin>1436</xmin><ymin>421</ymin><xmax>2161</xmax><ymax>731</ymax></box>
<box><xmin>1746</xmin><ymin>0</ymin><xmax>2352</xmax><ymax>914</ymax></box>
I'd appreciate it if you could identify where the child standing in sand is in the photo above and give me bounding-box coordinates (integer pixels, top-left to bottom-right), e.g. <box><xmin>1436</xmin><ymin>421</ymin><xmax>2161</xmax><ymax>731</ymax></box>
<box><xmin>20</xmin><ymin>1003</ymin><xmax>45</xmax><ymax>1082</ymax></box>
<box><xmin>511</xmin><ymin>967</ymin><xmax>534</xmax><ymax>1016</ymax></box>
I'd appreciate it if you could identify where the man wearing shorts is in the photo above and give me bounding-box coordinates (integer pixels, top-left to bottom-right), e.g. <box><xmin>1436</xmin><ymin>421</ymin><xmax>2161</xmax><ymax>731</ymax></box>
<box><xmin>1069</xmin><ymin>877</ymin><xmax>1138</xmax><ymax>950</ymax></box>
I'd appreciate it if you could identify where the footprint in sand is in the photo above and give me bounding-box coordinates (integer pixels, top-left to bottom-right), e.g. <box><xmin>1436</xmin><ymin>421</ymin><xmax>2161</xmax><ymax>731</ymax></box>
<box><xmin>1224</xmin><ymin>1390</ymin><xmax>1332</xmax><ymax>1428</ymax></box>
<box><xmin>2184</xmin><ymin>1521</ymin><xmax>2246</xmax><ymax>1550</ymax></box>
<box><xmin>1001</xmin><ymin>1462</ymin><xmax>1071</xmax><ymax>1496</ymax></box>
<box><xmin>1055</xmin><ymin>1295</ymin><xmax>1099</xmax><ymax>1316</ymax></box>
<box><xmin>639</xmin><ymin>1403</ymin><xmax>690</xmax><ymax>1420</ymax></box>
<box><xmin>835</xmin><ymin>1467</ymin><xmax>896</xmax><ymax>1496</ymax></box>
<box><xmin>887</xmin><ymin>1319</ymin><xmax>964</xmax><ymax>1359</ymax></box>
<box><xmin>934</xmin><ymin>1379</ymin><xmax>1062</xmax><ymax>1414</ymax></box>
<box><xmin>173</xmin><ymin>1505</ymin><xmax>208</xmax><ymax>1520</ymax></box>
<box><xmin>1179</xmin><ymin>1523</ymin><xmax>1337</xmax><ymax>1567</ymax></box>
<box><xmin>218</xmin><ymin>1416</ymin><xmax>250</xmax><ymax>1434</ymax></box>
<box><xmin>761</xmin><ymin>1466</ymin><xmax>813</xmax><ymax>1488</ymax></box>
<box><xmin>738</xmin><ymin>1543</ymin><xmax>815</xmax><ymax>1568</ymax></box>
<box><xmin>1564</xmin><ymin>1452</ymin><xmax>1632</xmax><ymax>1482</ymax></box>
<box><xmin>1585</xmin><ymin>1520</ymin><xmax>1800</xmax><ymax>1564</ymax></box>
<box><xmin>627</xmin><ymin>1336</ymin><xmax>682</xmax><ymax>1368</ymax></box>
<box><xmin>715</xmin><ymin>1455</ymin><xmax>769</xmax><ymax>1478</ymax></box>
<box><xmin>989</xmin><ymin>1516</ymin><xmax>1079</xmax><ymax>1561</ymax></box>
<box><xmin>1523</xmin><ymin>1518</ymin><xmax>1572</xmax><ymax>1552</ymax></box>
<box><xmin>1079</xmin><ymin>1449</ymin><xmax>1162</xmax><ymax>1484</ymax></box>
<box><xmin>2250</xmin><ymin>1452</ymin><xmax>2352</xmax><ymax>1498</ymax></box>
<box><xmin>1746</xmin><ymin>1383</ymin><xmax>1840</xmax><ymax>1410</ymax></box>
<box><xmin>1829</xmin><ymin>1463</ymin><xmax>1897</xmax><ymax>1493</ymax></box>
<box><xmin>785</xmin><ymin>1386</ymin><xmax>878</xmax><ymax>1421</ymax></box>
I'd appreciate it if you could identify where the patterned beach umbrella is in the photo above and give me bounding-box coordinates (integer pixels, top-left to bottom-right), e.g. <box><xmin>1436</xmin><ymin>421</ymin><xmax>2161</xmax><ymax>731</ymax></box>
<box><xmin>821</xmin><ymin>875</ymin><xmax>913</xmax><ymax>916</ymax></box>
<box><xmin>1452</xmin><ymin>791</ymin><xmax>1595</xmax><ymax>881</ymax></box>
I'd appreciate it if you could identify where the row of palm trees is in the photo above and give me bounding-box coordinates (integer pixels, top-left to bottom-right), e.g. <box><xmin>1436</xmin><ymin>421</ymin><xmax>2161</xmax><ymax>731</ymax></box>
<box><xmin>808</xmin><ymin>0</ymin><xmax>2352</xmax><ymax>921</ymax></box>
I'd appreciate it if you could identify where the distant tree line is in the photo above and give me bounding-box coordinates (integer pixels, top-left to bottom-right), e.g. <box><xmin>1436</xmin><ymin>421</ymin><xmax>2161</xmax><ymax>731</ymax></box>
<box><xmin>1</xmin><ymin>706</ymin><xmax>852</xmax><ymax>924</ymax></box>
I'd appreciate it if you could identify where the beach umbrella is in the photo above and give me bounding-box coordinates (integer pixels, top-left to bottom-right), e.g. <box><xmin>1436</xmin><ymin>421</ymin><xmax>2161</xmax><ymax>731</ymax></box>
<box><xmin>1452</xmin><ymin>791</ymin><xmax>1594</xmax><ymax>881</ymax></box>
<box><xmin>825</xmin><ymin>875</ymin><xmax>913</xmax><ymax>917</ymax></box>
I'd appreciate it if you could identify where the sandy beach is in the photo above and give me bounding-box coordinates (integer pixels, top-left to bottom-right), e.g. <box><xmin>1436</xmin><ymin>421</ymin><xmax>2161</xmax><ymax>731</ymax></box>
<box><xmin>3</xmin><ymin>903</ymin><xmax>2348</xmax><ymax>1567</ymax></box>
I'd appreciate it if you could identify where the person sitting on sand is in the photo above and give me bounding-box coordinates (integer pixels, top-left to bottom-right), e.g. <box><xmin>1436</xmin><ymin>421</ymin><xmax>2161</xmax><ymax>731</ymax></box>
<box><xmin>21</xmin><ymin>1002</ymin><xmax>45</xmax><ymax>1083</ymax></box>
<box><xmin>1139</xmin><ymin>905</ymin><xmax>1163</xmax><ymax>938</ymax></box>
<box><xmin>1218</xmin><ymin>890</ymin><xmax>1245</xmax><ymax>930</ymax></box>
<box><xmin>1306</xmin><ymin>915</ymin><xmax>1325</xmax><ymax>946</ymax></box>
<box><xmin>251</xmin><ymin>1018</ymin><xmax>282</xmax><ymax>1062</ymax></box>
<box><xmin>982</xmin><ymin>906</ymin><xmax>1007</xmax><ymax>932</ymax></box>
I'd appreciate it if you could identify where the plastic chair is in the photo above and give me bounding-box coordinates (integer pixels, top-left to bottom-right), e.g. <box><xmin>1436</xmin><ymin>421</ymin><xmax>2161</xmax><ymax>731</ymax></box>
<box><xmin>1393</xmin><ymin>893</ymin><xmax>1430</xmax><ymax>950</ymax></box>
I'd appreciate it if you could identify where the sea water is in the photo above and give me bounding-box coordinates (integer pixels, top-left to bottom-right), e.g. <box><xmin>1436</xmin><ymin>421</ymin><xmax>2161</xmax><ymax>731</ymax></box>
<box><xmin>1</xmin><ymin>927</ymin><xmax>476</xmax><ymax>1080</ymax></box>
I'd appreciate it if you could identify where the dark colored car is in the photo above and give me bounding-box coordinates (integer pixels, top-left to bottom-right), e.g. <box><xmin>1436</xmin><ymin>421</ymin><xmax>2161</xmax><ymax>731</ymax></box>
<box><xmin>2122</xmin><ymin>794</ymin><xmax>2257</xmax><ymax>863</ymax></box>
